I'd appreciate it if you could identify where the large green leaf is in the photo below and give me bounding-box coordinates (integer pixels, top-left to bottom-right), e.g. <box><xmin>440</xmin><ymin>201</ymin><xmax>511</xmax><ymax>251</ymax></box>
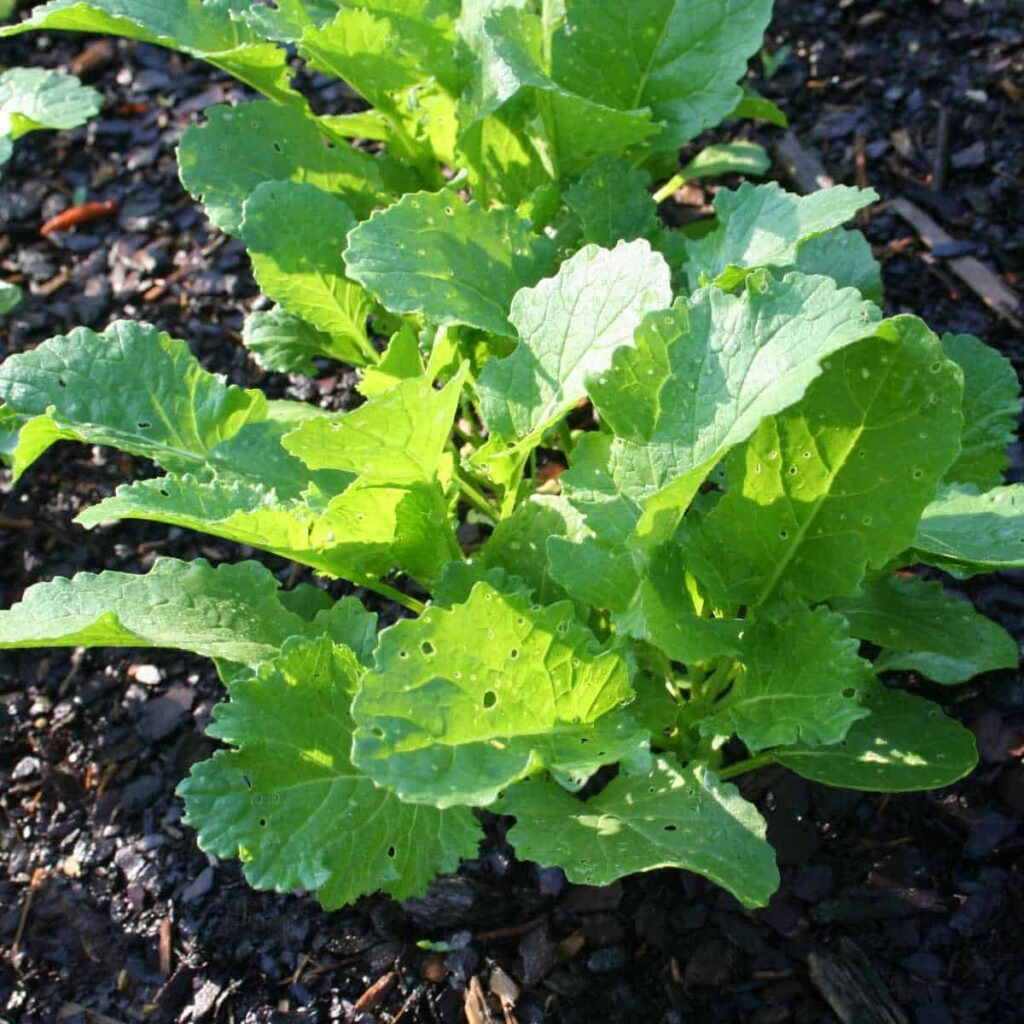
<box><xmin>684</xmin><ymin>182</ymin><xmax>878</xmax><ymax>290</ymax></box>
<box><xmin>787</xmin><ymin>228</ymin><xmax>883</xmax><ymax>304</ymax></box>
<box><xmin>688</xmin><ymin>316</ymin><xmax>964</xmax><ymax>606</ymax></box>
<box><xmin>701</xmin><ymin>602</ymin><xmax>872</xmax><ymax>751</ymax></box>
<box><xmin>831</xmin><ymin>575</ymin><xmax>1018</xmax><ymax>684</ymax></box>
<box><xmin>0</xmin><ymin>558</ymin><xmax>309</xmax><ymax>665</ymax></box>
<box><xmin>0</xmin><ymin>68</ymin><xmax>101</xmax><ymax>162</ymax></box>
<box><xmin>496</xmin><ymin>758</ymin><xmax>778</xmax><ymax>908</ymax></box>
<box><xmin>0</xmin><ymin>0</ymin><xmax>302</xmax><ymax>106</ymax></box>
<box><xmin>774</xmin><ymin>686</ymin><xmax>978</xmax><ymax>793</ymax></box>
<box><xmin>240</xmin><ymin>182</ymin><xmax>378</xmax><ymax>366</ymax></box>
<box><xmin>351</xmin><ymin>581</ymin><xmax>649</xmax><ymax>808</ymax></box>
<box><xmin>0</xmin><ymin>320</ymin><xmax>266</xmax><ymax>481</ymax></box>
<box><xmin>941</xmin><ymin>333</ymin><xmax>1020</xmax><ymax>489</ymax></box>
<box><xmin>179</xmin><ymin>636</ymin><xmax>482</xmax><ymax>908</ymax></box>
<box><xmin>178</xmin><ymin>101</ymin><xmax>384</xmax><ymax>236</ymax></box>
<box><xmin>344</xmin><ymin>190</ymin><xmax>555</xmax><ymax>337</ymax></box>
<box><xmin>477</xmin><ymin>239</ymin><xmax>672</xmax><ymax>446</ymax></box>
<box><xmin>550</xmin><ymin>0</ymin><xmax>774</xmax><ymax>154</ymax></box>
<box><xmin>912</xmin><ymin>484</ymin><xmax>1024</xmax><ymax>576</ymax></box>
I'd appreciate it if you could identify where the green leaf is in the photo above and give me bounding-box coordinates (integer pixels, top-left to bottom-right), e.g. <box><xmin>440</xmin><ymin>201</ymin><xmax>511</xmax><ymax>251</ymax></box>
<box><xmin>676</xmin><ymin>141</ymin><xmax>771</xmax><ymax>183</ymax></box>
<box><xmin>550</xmin><ymin>0</ymin><xmax>774</xmax><ymax>153</ymax></box>
<box><xmin>0</xmin><ymin>0</ymin><xmax>302</xmax><ymax>106</ymax></box>
<box><xmin>787</xmin><ymin>228</ymin><xmax>883</xmax><ymax>304</ymax></box>
<box><xmin>0</xmin><ymin>320</ymin><xmax>266</xmax><ymax>481</ymax></box>
<box><xmin>912</xmin><ymin>485</ymin><xmax>1024</xmax><ymax>576</ymax></box>
<box><xmin>0</xmin><ymin>558</ymin><xmax>310</xmax><ymax>665</ymax></box>
<box><xmin>0</xmin><ymin>68</ymin><xmax>101</xmax><ymax>161</ymax></box>
<box><xmin>344</xmin><ymin>191</ymin><xmax>555</xmax><ymax>337</ymax></box>
<box><xmin>240</xmin><ymin>182</ymin><xmax>378</xmax><ymax>366</ymax></box>
<box><xmin>0</xmin><ymin>279</ymin><xmax>23</xmax><ymax>315</ymax></box>
<box><xmin>283</xmin><ymin>372</ymin><xmax>463</xmax><ymax>485</ymax></box>
<box><xmin>179</xmin><ymin>636</ymin><xmax>483</xmax><ymax>908</ymax></box>
<box><xmin>701</xmin><ymin>602</ymin><xmax>872</xmax><ymax>751</ymax></box>
<box><xmin>774</xmin><ymin>686</ymin><xmax>978</xmax><ymax>793</ymax></box>
<box><xmin>727</xmin><ymin>84</ymin><xmax>788</xmax><ymax>127</ymax></box>
<box><xmin>687</xmin><ymin>316</ymin><xmax>964</xmax><ymax>606</ymax></box>
<box><xmin>941</xmin><ymin>333</ymin><xmax>1020</xmax><ymax>489</ymax></box>
<box><xmin>309</xmin><ymin>596</ymin><xmax>379</xmax><ymax>667</ymax></box>
<box><xmin>241</xmin><ymin>307</ymin><xmax>339</xmax><ymax>375</ymax></box>
<box><xmin>495</xmin><ymin>758</ymin><xmax>778</xmax><ymax>908</ymax></box>
<box><xmin>477</xmin><ymin>240</ymin><xmax>672</xmax><ymax>446</ymax></box>
<box><xmin>351</xmin><ymin>581</ymin><xmax>649</xmax><ymax>808</ymax></box>
<box><xmin>357</xmin><ymin>327</ymin><xmax>425</xmax><ymax>398</ymax></box>
<box><xmin>831</xmin><ymin>575</ymin><xmax>1018</xmax><ymax>685</ymax></box>
<box><xmin>563</xmin><ymin>157</ymin><xmax>660</xmax><ymax>248</ymax></box>
<box><xmin>685</xmin><ymin>182</ymin><xmax>879</xmax><ymax>290</ymax></box>
<box><xmin>178</xmin><ymin>101</ymin><xmax>385</xmax><ymax>236</ymax></box>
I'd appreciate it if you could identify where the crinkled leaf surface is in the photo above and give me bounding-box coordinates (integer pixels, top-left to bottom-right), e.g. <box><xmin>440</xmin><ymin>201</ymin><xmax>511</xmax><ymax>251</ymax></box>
<box><xmin>344</xmin><ymin>191</ymin><xmax>554</xmax><ymax>337</ymax></box>
<box><xmin>477</xmin><ymin>240</ymin><xmax>672</xmax><ymax>445</ymax></box>
<box><xmin>684</xmin><ymin>183</ymin><xmax>878</xmax><ymax>290</ymax></box>
<box><xmin>687</xmin><ymin>317</ymin><xmax>963</xmax><ymax>606</ymax></box>
<box><xmin>241</xmin><ymin>181</ymin><xmax>378</xmax><ymax>366</ymax></box>
<box><xmin>178</xmin><ymin>101</ymin><xmax>384</xmax><ymax>235</ymax></box>
<box><xmin>550</xmin><ymin>0</ymin><xmax>774</xmax><ymax>152</ymax></box>
<box><xmin>775</xmin><ymin>686</ymin><xmax>978</xmax><ymax>792</ymax></box>
<box><xmin>831</xmin><ymin>575</ymin><xmax>1018</xmax><ymax>684</ymax></box>
<box><xmin>0</xmin><ymin>0</ymin><xmax>301</xmax><ymax>105</ymax></box>
<box><xmin>701</xmin><ymin>602</ymin><xmax>872</xmax><ymax>751</ymax></box>
<box><xmin>179</xmin><ymin>637</ymin><xmax>482</xmax><ymax>908</ymax></box>
<box><xmin>0</xmin><ymin>320</ymin><xmax>266</xmax><ymax>481</ymax></box>
<box><xmin>352</xmin><ymin>582</ymin><xmax>649</xmax><ymax>808</ymax></box>
<box><xmin>787</xmin><ymin>228</ymin><xmax>882</xmax><ymax>304</ymax></box>
<box><xmin>0</xmin><ymin>558</ymin><xmax>308</xmax><ymax>665</ymax></box>
<box><xmin>241</xmin><ymin>307</ymin><xmax>339</xmax><ymax>375</ymax></box>
<box><xmin>0</xmin><ymin>68</ymin><xmax>101</xmax><ymax>159</ymax></box>
<box><xmin>563</xmin><ymin>158</ymin><xmax>660</xmax><ymax>249</ymax></box>
<box><xmin>495</xmin><ymin>758</ymin><xmax>778</xmax><ymax>908</ymax></box>
<box><xmin>912</xmin><ymin>485</ymin><xmax>1024</xmax><ymax>576</ymax></box>
<box><xmin>941</xmin><ymin>333</ymin><xmax>1020</xmax><ymax>489</ymax></box>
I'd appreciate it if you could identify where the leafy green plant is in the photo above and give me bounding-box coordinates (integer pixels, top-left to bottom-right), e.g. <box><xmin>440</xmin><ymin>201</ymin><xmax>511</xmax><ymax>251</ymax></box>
<box><xmin>0</xmin><ymin>0</ymin><xmax>1020</xmax><ymax>913</ymax></box>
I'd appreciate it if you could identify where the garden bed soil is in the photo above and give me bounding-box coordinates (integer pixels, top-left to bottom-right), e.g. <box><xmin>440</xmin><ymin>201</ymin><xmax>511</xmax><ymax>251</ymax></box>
<box><xmin>1</xmin><ymin>2</ymin><xmax>1023</xmax><ymax>1022</ymax></box>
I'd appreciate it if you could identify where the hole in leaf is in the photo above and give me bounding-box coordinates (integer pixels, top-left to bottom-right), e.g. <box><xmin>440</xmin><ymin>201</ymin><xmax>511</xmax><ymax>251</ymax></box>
<box><xmin>841</xmin><ymin>688</ymin><xmax>856</xmax><ymax>698</ymax></box>
<box><xmin>241</xmin><ymin>774</ymin><xmax>252</xmax><ymax>790</ymax></box>
<box><xmin>372</xmin><ymin>726</ymin><xmax>385</xmax><ymax>738</ymax></box>
<box><xmin>57</xmin><ymin>377</ymin><xmax>66</xmax><ymax>388</ymax></box>
<box><xmin>510</xmin><ymin>648</ymin><xmax>519</xmax><ymax>659</ymax></box>
<box><xmin>664</xmin><ymin>824</ymin><xmax>677</xmax><ymax>832</ymax></box>
<box><xmin>387</xmin><ymin>846</ymin><xmax>396</xmax><ymax>858</ymax></box>
<box><xmin>259</xmin><ymin>818</ymin><xmax>268</xmax><ymax>828</ymax></box>
<box><xmin>137</xmin><ymin>421</ymin><xmax>151</xmax><ymax>430</ymax></box>
<box><xmin>421</xmin><ymin>641</ymin><xmax>435</xmax><ymax>656</ymax></box>
<box><xmin>482</xmin><ymin>690</ymin><xmax>497</xmax><ymax>709</ymax></box>
<box><xmin>272</xmin><ymin>141</ymin><xmax>283</xmax><ymax>153</ymax></box>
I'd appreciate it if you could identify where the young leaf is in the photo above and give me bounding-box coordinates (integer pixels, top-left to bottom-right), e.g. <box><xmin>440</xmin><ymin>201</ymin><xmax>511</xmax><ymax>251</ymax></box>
<box><xmin>563</xmin><ymin>157</ymin><xmax>660</xmax><ymax>248</ymax></box>
<box><xmin>178</xmin><ymin>101</ymin><xmax>384</xmax><ymax>236</ymax></box>
<box><xmin>549</xmin><ymin>0</ymin><xmax>774</xmax><ymax>153</ymax></box>
<box><xmin>0</xmin><ymin>68</ymin><xmax>101</xmax><ymax>161</ymax></box>
<box><xmin>941</xmin><ymin>332</ymin><xmax>1020</xmax><ymax>489</ymax></box>
<box><xmin>0</xmin><ymin>558</ymin><xmax>310</xmax><ymax>665</ymax></box>
<box><xmin>476</xmin><ymin>239</ymin><xmax>672</xmax><ymax>447</ymax></box>
<box><xmin>774</xmin><ymin>686</ymin><xmax>978</xmax><ymax>792</ymax></box>
<box><xmin>912</xmin><ymin>484</ymin><xmax>1024</xmax><ymax>577</ymax></box>
<box><xmin>0</xmin><ymin>0</ymin><xmax>302</xmax><ymax>106</ymax></box>
<box><xmin>344</xmin><ymin>190</ymin><xmax>555</xmax><ymax>337</ymax></box>
<box><xmin>179</xmin><ymin>636</ymin><xmax>483</xmax><ymax>908</ymax></box>
<box><xmin>357</xmin><ymin>327</ymin><xmax>425</xmax><ymax>398</ymax></box>
<box><xmin>240</xmin><ymin>181</ymin><xmax>378</xmax><ymax>366</ymax></box>
<box><xmin>0</xmin><ymin>320</ymin><xmax>266</xmax><ymax>481</ymax></box>
<box><xmin>831</xmin><ymin>575</ymin><xmax>1018</xmax><ymax>684</ymax></box>
<box><xmin>687</xmin><ymin>316</ymin><xmax>964</xmax><ymax>606</ymax></box>
<box><xmin>352</xmin><ymin>582</ymin><xmax>649</xmax><ymax>808</ymax></box>
<box><xmin>496</xmin><ymin>759</ymin><xmax>778</xmax><ymax>908</ymax></box>
<box><xmin>241</xmin><ymin>307</ymin><xmax>340</xmax><ymax>375</ymax></box>
<box><xmin>675</xmin><ymin>141</ymin><xmax>771</xmax><ymax>183</ymax></box>
<box><xmin>700</xmin><ymin>602</ymin><xmax>872</xmax><ymax>751</ymax></box>
<box><xmin>685</xmin><ymin>182</ymin><xmax>879</xmax><ymax>290</ymax></box>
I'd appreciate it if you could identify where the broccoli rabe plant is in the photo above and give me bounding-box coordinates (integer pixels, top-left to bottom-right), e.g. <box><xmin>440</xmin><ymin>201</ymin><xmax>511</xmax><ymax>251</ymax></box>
<box><xmin>1</xmin><ymin>177</ymin><xmax>1020</xmax><ymax>909</ymax></box>
<box><xmin>1</xmin><ymin>0</ymin><xmax>1021</xmax><ymax>912</ymax></box>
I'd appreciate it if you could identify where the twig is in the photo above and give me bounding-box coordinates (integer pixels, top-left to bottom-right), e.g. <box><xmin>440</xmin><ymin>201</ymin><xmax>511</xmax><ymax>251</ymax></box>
<box><xmin>774</xmin><ymin>130</ymin><xmax>835</xmax><ymax>192</ymax></box>
<box><xmin>40</xmin><ymin>200</ymin><xmax>118</xmax><ymax>238</ymax></box>
<box><xmin>890</xmin><ymin>197</ymin><xmax>1023</xmax><ymax>328</ymax></box>
<box><xmin>474</xmin><ymin>914</ymin><xmax>548</xmax><ymax>944</ymax></box>
<box><xmin>158</xmin><ymin>917</ymin><xmax>172</xmax><ymax>976</ymax></box>
<box><xmin>353</xmin><ymin>970</ymin><xmax>398</xmax><ymax>1014</ymax></box>
<box><xmin>10</xmin><ymin>867</ymin><xmax>46</xmax><ymax>959</ymax></box>
<box><xmin>931</xmin><ymin>106</ymin><xmax>950</xmax><ymax>192</ymax></box>
<box><xmin>390</xmin><ymin>983</ymin><xmax>429</xmax><ymax>1023</ymax></box>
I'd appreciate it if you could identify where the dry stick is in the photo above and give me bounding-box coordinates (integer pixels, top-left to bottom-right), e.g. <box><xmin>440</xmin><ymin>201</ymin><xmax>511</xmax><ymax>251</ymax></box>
<box><xmin>890</xmin><ymin>197</ymin><xmax>1023</xmax><ymax>329</ymax></box>
<box><xmin>931</xmin><ymin>106</ymin><xmax>950</xmax><ymax>192</ymax></box>
<box><xmin>353</xmin><ymin>970</ymin><xmax>399</xmax><ymax>1014</ymax></box>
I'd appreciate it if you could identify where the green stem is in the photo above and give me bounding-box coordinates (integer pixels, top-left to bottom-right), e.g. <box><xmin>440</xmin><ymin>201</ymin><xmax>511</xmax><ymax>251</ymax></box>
<box><xmin>556</xmin><ymin>420</ymin><xmax>574</xmax><ymax>458</ymax></box>
<box><xmin>453</xmin><ymin>466</ymin><xmax>499</xmax><ymax>519</ymax></box>
<box><xmin>653</xmin><ymin>173</ymin><xmax>687</xmax><ymax>205</ymax></box>
<box><xmin>717</xmin><ymin>753</ymin><xmax>775</xmax><ymax>781</ymax></box>
<box><xmin>360</xmin><ymin>578</ymin><xmax>426</xmax><ymax>615</ymax></box>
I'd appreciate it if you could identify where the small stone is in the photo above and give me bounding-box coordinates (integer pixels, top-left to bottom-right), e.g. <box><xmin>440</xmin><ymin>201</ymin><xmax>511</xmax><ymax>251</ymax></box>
<box><xmin>11</xmin><ymin>756</ymin><xmax>40</xmax><ymax>780</ymax></box>
<box><xmin>132</xmin><ymin>664</ymin><xmax>162</xmax><ymax>685</ymax></box>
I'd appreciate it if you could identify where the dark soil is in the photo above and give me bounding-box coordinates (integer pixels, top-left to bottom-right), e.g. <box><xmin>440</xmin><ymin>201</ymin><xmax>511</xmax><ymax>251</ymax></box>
<box><xmin>1</xmin><ymin>3</ymin><xmax>1023</xmax><ymax>1022</ymax></box>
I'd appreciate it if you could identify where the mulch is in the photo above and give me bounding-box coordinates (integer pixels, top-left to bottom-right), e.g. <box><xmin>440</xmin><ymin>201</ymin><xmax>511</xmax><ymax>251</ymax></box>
<box><xmin>1</xmin><ymin>2</ymin><xmax>1022</xmax><ymax>1021</ymax></box>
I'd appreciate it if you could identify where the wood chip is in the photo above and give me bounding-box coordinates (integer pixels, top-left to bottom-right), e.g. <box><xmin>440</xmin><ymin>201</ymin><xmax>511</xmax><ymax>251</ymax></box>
<box><xmin>774</xmin><ymin>130</ymin><xmax>835</xmax><ymax>193</ymax></box>
<box><xmin>352</xmin><ymin>969</ymin><xmax>398</xmax><ymax>1014</ymax></box>
<box><xmin>808</xmin><ymin>937</ymin><xmax>908</xmax><ymax>1024</ymax></box>
<box><xmin>464</xmin><ymin>976</ymin><xmax>497</xmax><ymax>1024</ymax></box>
<box><xmin>890</xmin><ymin>198</ymin><xmax>1023</xmax><ymax>328</ymax></box>
<box><xmin>158</xmin><ymin>917</ymin><xmax>173</xmax><ymax>976</ymax></box>
<box><xmin>489</xmin><ymin>965</ymin><xmax>520</xmax><ymax>1024</ymax></box>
